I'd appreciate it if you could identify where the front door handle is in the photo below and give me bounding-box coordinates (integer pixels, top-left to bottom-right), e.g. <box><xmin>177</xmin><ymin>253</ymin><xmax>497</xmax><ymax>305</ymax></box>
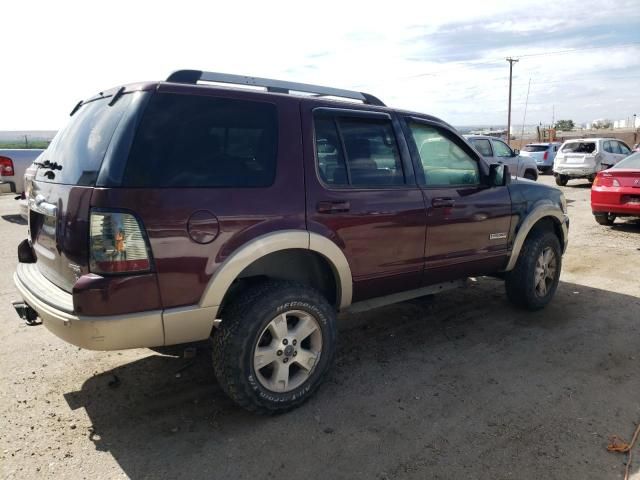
<box><xmin>317</xmin><ymin>201</ymin><xmax>351</xmax><ymax>214</ymax></box>
<box><xmin>431</xmin><ymin>197</ymin><xmax>456</xmax><ymax>208</ymax></box>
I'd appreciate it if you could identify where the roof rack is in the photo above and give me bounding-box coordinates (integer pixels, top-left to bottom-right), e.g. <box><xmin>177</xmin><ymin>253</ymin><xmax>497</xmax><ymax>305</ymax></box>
<box><xmin>166</xmin><ymin>70</ymin><xmax>386</xmax><ymax>107</ymax></box>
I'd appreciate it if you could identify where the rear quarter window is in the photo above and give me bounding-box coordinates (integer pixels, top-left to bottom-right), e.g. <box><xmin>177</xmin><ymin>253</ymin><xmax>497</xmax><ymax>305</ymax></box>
<box><xmin>123</xmin><ymin>93</ymin><xmax>278</xmax><ymax>187</ymax></box>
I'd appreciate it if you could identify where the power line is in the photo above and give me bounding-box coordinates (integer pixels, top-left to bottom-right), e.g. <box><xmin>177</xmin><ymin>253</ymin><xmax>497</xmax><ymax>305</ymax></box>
<box><xmin>513</xmin><ymin>42</ymin><xmax>640</xmax><ymax>59</ymax></box>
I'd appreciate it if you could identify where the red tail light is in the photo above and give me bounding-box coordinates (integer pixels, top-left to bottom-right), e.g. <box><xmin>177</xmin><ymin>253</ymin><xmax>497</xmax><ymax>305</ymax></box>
<box><xmin>543</xmin><ymin>151</ymin><xmax>548</xmax><ymax>160</ymax></box>
<box><xmin>89</xmin><ymin>210</ymin><xmax>152</xmax><ymax>274</ymax></box>
<box><xmin>593</xmin><ymin>173</ymin><xmax>620</xmax><ymax>187</ymax></box>
<box><xmin>0</xmin><ymin>156</ymin><xmax>14</xmax><ymax>176</ymax></box>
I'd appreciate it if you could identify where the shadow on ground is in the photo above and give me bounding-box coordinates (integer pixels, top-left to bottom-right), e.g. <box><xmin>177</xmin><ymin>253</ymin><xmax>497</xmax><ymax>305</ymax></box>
<box><xmin>63</xmin><ymin>278</ymin><xmax>640</xmax><ymax>480</ymax></box>
<box><xmin>1</xmin><ymin>214</ymin><xmax>27</xmax><ymax>225</ymax></box>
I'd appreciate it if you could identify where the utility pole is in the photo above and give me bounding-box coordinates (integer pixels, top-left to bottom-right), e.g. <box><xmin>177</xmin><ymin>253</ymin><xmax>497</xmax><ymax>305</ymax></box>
<box><xmin>506</xmin><ymin>57</ymin><xmax>519</xmax><ymax>146</ymax></box>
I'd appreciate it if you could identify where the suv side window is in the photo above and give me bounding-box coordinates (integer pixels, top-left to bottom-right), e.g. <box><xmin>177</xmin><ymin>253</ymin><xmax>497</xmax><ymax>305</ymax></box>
<box><xmin>470</xmin><ymin>138</ymin><xmax>493</xmax><ymax>157</ymax></box>
<box><xmin>123</xmin><ymin>93</ymin><xmax>278</xmax><ymax>187</ymax></box>
<box><xmin>603</xmin><ymin>141</ymin><xmax>614</xmax><ymax>153</ymax></box>
<box><xmin>618</xmin><ymin>142</ymin><xmax>631</xmax><ymax>155</ymax></box>
<box><xmin>315</xmin><ymin>116</ymin><xmax>348</xmax><ymax>186</ymax></box>
<box><xmin>492</xmin><ymin>140</ymin><xmax>513</xmax><ymax>157</ymax></box>
<box><xmin>408</xmin><ymin>123</ymin><xmax>479</xmax><ymax>187</ymax></box>
<box><xmin>314</xmin><ymin>113</ymin><xmax>405</xmax><ymax>187</ymax></box>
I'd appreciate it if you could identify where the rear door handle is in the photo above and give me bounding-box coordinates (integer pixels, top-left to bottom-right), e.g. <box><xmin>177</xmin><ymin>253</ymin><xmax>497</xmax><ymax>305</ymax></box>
<box><xmin>431</xmin><ymin>197</ymin><xmax>456</xmax><ymax>208</ymax></box>
<box><xmin>317</xmin><ymin>201</ymin><xmax>350</xmax><ymax>213</ymax></box>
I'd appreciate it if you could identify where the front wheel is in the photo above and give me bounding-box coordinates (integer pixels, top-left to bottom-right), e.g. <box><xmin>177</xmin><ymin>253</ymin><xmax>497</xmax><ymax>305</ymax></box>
<box><xmin>555</xmin><ymin>174</ymin><xmax>569</xmax><ymax>186</ymax></box>
<box><xmin>211</xmin><ymin>280</ymin><xmax>337</xmax><ymax>414</ymax></box>
<box><xmin>505</xmin><ymin>229</ymin><xmax>562</xmax><ymax>311</ymax></box>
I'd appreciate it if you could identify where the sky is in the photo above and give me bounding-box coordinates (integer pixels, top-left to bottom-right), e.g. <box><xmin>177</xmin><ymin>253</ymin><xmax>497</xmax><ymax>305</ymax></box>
<box><xmin>2</xmin><ymin>0</ymin><xmax>639</xmax><ymax>130</ymax></box>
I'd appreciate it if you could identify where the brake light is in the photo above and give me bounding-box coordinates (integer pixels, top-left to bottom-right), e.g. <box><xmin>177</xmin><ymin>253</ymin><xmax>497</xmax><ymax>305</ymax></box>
<box><xmin>0</xmin><ymin>156</ymin><xmax>14</xmax><ymax>176</ymax></box>
<box><xmin>543</xmin><ymin>151</ymin><xmax>548</xmax><ymax>160</ymax></box>
<box><xmin>89</xmin><ymin>210</ymin><xmax>151</xmax><ymax>274</ymax></box>
<box><xmin>594</xmin><ymin>174</ymin><xmax>621</xmax><ymax>187</ymax></box>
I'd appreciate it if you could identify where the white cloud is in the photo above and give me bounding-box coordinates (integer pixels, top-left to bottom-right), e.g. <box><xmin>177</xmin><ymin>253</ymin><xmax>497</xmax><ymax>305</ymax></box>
<box><xmin>1</xmin><ymin>0</ymin><xmax>638</xmax><ymax>129</ymax></box>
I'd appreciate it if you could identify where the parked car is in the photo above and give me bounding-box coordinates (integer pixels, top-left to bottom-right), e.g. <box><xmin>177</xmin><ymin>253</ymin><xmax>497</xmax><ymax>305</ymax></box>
<box><xmin>464</xmin><ymin>135</ymin><xmax>539</xmax><ymax>180</ymax></box>
<box><xmin>12</xmin><ymin>70</ymin><xmax>569</xmax><ymax>414</ymax></box>
<box><xmin>553</xmin><ymin>138</ymin><xmax>632</xmax><ymax>186</ymax></box>
<box><xmin>519</xmin><ymin>142</ymin><xmax>562</xmax><ymax>173</ymax></box>
<box><xmin>591</xmin><ymin>151</ymin><xmax>640</xmax><ymax>225</ymax></box>
<box><xmin>0</xmin><ymin>149</ymin><xmax>44</xmax><ymax>194</ymax></box>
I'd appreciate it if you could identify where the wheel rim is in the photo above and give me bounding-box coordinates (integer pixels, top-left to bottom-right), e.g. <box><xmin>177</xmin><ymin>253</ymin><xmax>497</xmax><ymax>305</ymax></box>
<box><xmin>253</xmin><ymin>310</ymin><xmax>322</xmax><ymax>393</ymax></box>
<box><xmin>534</xmin><ymin>247</ymin><xmax>557</xmax><ymax>297</ymax></box>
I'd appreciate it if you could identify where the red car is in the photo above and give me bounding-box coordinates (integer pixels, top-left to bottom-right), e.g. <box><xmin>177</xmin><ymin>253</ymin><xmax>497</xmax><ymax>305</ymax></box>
<box><xmin>591</xmin><ymin>152</ymin><xmax>640</xmax><ymax>225</ymax></box>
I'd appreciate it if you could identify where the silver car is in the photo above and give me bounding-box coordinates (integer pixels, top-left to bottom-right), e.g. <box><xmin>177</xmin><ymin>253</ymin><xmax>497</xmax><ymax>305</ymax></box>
<box><xmin>464</xmin><ymin>135</ymin><xmax>538</xmax><ymax>180</ymax></box>
<box><xmin>520</xmin><ymin>142</ymin><xmax>562</xmax><ymax>173</ymax></box>
<box><xmin>553</xmin><ymin>138</ymin><xmax>632</xmax><ymax>185</ymax></box>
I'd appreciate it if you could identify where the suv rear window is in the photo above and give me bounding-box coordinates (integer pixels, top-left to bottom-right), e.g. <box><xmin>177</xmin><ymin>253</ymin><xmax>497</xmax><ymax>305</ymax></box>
<box><xmin>561</xmin><ymin>142</ymin><xmax>596</xmax><ymax>154</ymax></box>
<box><xmin>123</xmin><ymin>93</ymin><xmax>277</xmax><ymax>187</ymax></box>
<box><xmin>523</xmin><ymin>145</ymin><xmax>548</xmax><ymax>152</ymax></box>
<box><xmin>35</xmin><ymin>94</ymin><xmax>133</xmax><ymax>185</ymax></box>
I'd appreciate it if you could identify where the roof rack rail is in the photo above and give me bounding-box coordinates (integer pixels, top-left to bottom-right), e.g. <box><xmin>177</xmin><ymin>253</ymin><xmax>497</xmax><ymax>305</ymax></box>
<box><xmin>166</xmin><ymin>70</ymin><xmax>386</xmax><ymax>107</ymax></box>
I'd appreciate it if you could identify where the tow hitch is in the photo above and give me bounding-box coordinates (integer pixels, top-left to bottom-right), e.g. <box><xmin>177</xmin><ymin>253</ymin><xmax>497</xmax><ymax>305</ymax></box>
<box><xmin>12</xmin><ymin>301</ymin><xmax>41</xmax><ymax>326</ymax></box>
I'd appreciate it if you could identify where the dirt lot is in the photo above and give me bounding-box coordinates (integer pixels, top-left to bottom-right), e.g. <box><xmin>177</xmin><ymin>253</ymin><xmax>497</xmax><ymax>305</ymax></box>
<box><xmin>1</xmin><ymin>175</ymin><xmax>639</xmax><ymax>480</ymax></box>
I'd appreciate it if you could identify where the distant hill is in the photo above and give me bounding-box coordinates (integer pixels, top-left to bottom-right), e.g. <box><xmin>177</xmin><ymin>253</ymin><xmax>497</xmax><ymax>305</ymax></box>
<box><xmin>0</xmin><ymin>130</ymin><xmax>57</xmax><ymax>142</ymax></box>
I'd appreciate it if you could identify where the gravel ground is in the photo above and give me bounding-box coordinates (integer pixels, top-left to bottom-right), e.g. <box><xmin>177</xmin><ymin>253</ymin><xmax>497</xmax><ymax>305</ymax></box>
<box><xmin>1</xmin><ymin>175</ymin><xmax>639</xmax><ymax>480</ymax></box>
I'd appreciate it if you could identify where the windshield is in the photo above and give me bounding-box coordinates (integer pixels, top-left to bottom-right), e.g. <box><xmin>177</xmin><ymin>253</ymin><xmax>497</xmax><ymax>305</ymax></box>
<box><xmin>523</xmin><ymin>145</ymin><xmax>548</xmax><ymax>152</ymax></box>
<box><xmin>561</xmin><ymin>142</ymin><xmax>596</xmax><ymax>154</ymax></box>
<box><xmin>35</xmin><ymin>94</ymin><xmax>133</xmax><ymax>185</ymax></box>
<box><xmin>612</xmin><ymin>152</ymin><xmax>640</xmax><ymax>169</ymax></box>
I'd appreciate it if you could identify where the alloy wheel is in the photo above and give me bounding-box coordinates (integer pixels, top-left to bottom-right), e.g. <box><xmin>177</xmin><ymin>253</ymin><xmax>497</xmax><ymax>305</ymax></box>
<box><xmin>253</xmin><ymin>310</ymin><xmax>323</xmax><ymax>393</ymax></box>
<box><xmin>534</xmin><ymin>247</ymin><xmax>557</xmax><ymax>297</ymax></box>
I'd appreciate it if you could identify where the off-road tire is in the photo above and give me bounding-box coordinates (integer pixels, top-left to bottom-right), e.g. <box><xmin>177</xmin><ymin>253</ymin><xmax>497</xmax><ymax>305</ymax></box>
<box><xmin>555</xmin><ymin>174</ymin><xmax>569</xmax><ymax>186</ymax></box>
<box><xmin>211</xmin><ymin>280</ymin><xmax>337</xmax><ymax>414</ymax></box>
<box><xmin>505</xmin><ymin>229</ymin><xmax>562</xmax><ymax>311</ymax></box>
<box><xmin>594</xmin><ymin>213</ymin><xmax>616</xmax><ymax>226</ymax></box>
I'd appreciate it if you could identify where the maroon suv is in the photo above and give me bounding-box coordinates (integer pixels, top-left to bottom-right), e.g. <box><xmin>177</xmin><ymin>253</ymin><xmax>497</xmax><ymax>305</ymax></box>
<box><xmin>13</xmin><ymin>70</ymin><xmax>569</xmax><ymax>413</ymax></box>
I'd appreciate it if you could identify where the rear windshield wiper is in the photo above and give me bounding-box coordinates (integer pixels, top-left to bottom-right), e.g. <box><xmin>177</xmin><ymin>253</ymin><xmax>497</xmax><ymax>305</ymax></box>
<box><xmin>34</xmin><ymin>160</ymin><xmax>63</xmax><ymax>171</ymax></box>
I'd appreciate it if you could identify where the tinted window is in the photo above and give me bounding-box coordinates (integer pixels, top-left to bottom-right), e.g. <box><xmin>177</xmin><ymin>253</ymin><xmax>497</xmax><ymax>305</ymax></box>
<box><xmin>315</xmin><ymin>117</ymin><xmax>348</xmax><ymax>186</ymax></box>
<box><xmin>36</xmin><ymin>94</ymin><xmax>133</xmax><ymax>185</ymax></box>
<box><xmin>613</xmin><ymin>152</ymin><xmax>640</xmax><ymax>169</ymax></box>
<box><xmin>618</xmin><ymin>142</ymin><xmax>631</xmax><ymax>155</ymax></box>
<box><xmin>523</xmin><ymin>145</ymin><xmax>549</xmax><ymax>152</ymax></box>
<box><xmin>470</xmin><ymin>139</ymin><xmax>493</xmax><ymax>156</ymax></box>
<box><xmin>493</xmin><ymin>140</ymin><xmax>513</xmax><ymax>157</ymax></box>
<box><xmin>124</xmin><ymin>93</ymin><xmax>277</xmax><ymax>187</ymax></box>
<box><xmin>410</xmin><ymin>123</ymin><xmax>479</xmax><ymax>186</ymax></box>
<box><xmin>561</xmin><ymin>142</ymin><xmax>596</xmax><ymax>154</ymax></box>
<box><xmin>313</xmin><ymin>113</ymin><xmax>404</xmax><ymax>187</ymax></box>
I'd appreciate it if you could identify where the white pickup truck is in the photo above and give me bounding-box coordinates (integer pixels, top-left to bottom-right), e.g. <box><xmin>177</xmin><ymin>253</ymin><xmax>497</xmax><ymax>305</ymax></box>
<box><xmin>0</xmin><ymin>149</ymin><xmax>44</xmax><ymax>194</ymax></box>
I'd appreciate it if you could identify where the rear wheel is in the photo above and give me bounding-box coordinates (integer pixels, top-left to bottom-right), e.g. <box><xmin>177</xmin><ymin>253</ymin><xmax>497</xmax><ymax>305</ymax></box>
<box><xmin>594</xmin><ymin>213</ymin><xmax>616</xmax><ymax>226</ymax></box>
<box><xmin>555</xmin><ymin>174</ymin><xmax>569</xmax><ymax>186</ymax></box>
<box><xmin>211</xmin><ymin>280</ymin><xmax>337</xmax><ymax>414</ymax></box>
<box><xmin>505</xmin><ymin>229</ymin><xmax>562</xmax><ymax>311</ymax></box>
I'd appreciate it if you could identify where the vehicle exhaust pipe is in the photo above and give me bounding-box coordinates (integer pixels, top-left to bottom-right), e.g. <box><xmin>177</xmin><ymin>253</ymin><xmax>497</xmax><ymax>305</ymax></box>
<box><xmin>12</xmin><ymin>301</ymin><xmax>41</xmax><ymax>326</ymax></box>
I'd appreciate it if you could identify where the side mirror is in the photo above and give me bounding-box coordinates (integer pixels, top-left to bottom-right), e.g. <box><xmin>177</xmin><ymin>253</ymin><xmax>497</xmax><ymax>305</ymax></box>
<box><xmin>489</xmin><ymin>163</ymin><xmax>510</xmax><ymax>186</ymax></box>
<box><xmin>513</xmin><ymin>149</ymin><xmax>520</xmax><ymax>156</ymax></box>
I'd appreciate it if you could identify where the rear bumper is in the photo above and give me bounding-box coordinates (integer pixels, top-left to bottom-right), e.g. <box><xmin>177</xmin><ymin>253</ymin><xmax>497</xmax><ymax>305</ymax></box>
<box><xmin>591</xmin><ymin>187</ymin><xmax>640</xmax><ymax>216</ymax></box>
<box><xmin>554</xmin><ymin>166</ymin><xmax>595</xmax><ymax>178</ymax></box>
<box><xmin>13</xmin><ymin>263</ymin><xmax>164</xmax><ymax>350</ymax></box>
<box><xmin>0</xmin><ymin>179</ymin><xmax>16</xmax><ymax>193</ymax></box>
